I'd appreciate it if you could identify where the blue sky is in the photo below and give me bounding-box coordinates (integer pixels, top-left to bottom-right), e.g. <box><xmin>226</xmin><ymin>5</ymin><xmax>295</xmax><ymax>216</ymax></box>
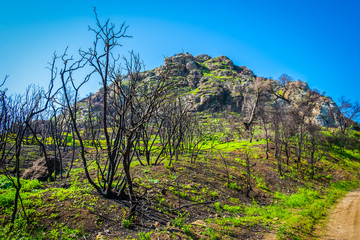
<box><xmin>1</xmin><ymin>0</ymin><xmax>359</xmax><ymax>104</ymax></box>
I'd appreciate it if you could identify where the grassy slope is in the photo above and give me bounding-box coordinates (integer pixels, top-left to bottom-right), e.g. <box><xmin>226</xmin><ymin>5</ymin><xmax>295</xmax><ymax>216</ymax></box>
<box><xmin>1</xmin><ymin>120</ymin><xmax>360</xmax><ymax>239</ymax></box>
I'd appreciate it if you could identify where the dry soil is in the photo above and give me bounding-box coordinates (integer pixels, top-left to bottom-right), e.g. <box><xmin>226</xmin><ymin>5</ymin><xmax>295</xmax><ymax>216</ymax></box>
<box><xmin>317</xmin><ymin>189</ymin><xmax>360</xmax><ymax>240</ymax></box>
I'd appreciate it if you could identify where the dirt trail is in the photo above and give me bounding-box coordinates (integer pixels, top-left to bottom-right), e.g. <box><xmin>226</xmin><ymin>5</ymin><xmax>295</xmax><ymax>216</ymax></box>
<box><xmin>317</xmin><ymin>189</ymin><xmax>360</xmax><ymax>240</ymax></box>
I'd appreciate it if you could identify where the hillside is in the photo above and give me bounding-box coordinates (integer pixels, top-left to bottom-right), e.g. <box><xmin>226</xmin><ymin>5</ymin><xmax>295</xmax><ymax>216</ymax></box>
<box><xmin>82</xmin><ymin>52</ymin><xmax>340</xmax><ymax>128</ymax></box>
<box><xmin>1</xmin><ymin>113</ymin><xmax>360</xmax><ymax>239</ymax></box>
<box><xmin>2</xmin><ymin>4</ymin><xmax>360</xmax><ymax>239</ymax></box>
<box><xmin>1</xmin><ymin>50</ymin><xmax>360</xmax><ymax>240</ymax></box>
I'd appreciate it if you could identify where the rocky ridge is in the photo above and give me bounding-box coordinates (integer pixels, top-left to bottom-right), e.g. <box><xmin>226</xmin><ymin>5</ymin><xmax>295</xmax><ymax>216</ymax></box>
<box><xmin>148</xmin><ymin>53</ymin><xmax>338</xmax><ymax>126</ymax></box>
<box><xmin>83</xmin><ymin>52</ymin><xmax>340</xmax><ymax>127</ymax></box>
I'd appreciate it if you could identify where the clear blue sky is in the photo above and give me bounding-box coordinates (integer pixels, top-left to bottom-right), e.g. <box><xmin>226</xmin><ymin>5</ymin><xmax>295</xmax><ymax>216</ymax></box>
<box><xmin>1</xmin><ymin>0</ymin><xmax>359</xmax><ymax>104</ymax></box>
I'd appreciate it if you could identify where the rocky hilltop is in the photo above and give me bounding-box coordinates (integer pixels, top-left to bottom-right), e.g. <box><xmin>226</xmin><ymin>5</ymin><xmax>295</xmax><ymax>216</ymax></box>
<box><xmin>148</xmin><ymin>53</ymin><xmax>338</xmax><ymax>126</ymax></box>
<box><xmin>83</xmin><ymin>53</ymin><xmax>340</xmax><ymax>127</ymax></box>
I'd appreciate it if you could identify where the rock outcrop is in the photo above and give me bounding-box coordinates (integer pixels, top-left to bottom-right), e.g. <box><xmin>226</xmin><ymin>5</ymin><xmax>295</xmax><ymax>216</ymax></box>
<box><xmin>147</xmin><ymin>53</ymin><xmax>338</xmax><ymax>126</ymax></box>
<box><xmin>81</xmin><ymin>52</ymin><xmax>342</xmax><ymax>127</ymax></box>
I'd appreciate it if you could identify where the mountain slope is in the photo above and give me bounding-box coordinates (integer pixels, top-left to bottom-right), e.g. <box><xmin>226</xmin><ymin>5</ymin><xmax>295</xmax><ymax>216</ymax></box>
<box><xmin>137</xmin><ymin>53</ymin><xmax>338</xmax><ymax>127</ymax></box>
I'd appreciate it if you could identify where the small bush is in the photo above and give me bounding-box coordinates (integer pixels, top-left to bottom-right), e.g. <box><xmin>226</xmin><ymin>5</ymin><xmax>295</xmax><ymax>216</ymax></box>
<box><xmin>138</xmin><ymin>231</ymin><xmax>152</xmax><ymax>240</ymax></box>
<box><xmin>122</xmin><ymin>217</ymin><xmax>133</xmax><ymax>228</ymax></box>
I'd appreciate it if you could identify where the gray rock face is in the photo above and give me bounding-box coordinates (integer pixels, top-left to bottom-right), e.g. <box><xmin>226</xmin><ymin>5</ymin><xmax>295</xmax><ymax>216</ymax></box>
<box><xmin>194</xmin><ymin>54</ymin><xmax>211</xmax><ymax>63</ymax></box>
<box><xmin>213</xmin><ymin>69</ymin><xmax>237</xmax><ymax>77</ymax></box>
<box><xmin>159</xmin><ymin>53</ymin><xmax>340</xmax><ymax>126</ymax></box>
<box><xmin>284</xmin><ymin>80</ymin><xmax>310</xmax><ymax>101</ymax></box>
<box><xmin>159</xmin><ymin>54</ymin><xmax>256</xmax><ymax>113</ymax></box>
<box><xmin>314</xmin><ymin>97</ymin><xmax>339</xmax><ymax>127</ymax></box>
<box><xmin>185</xmin><ymin>61</ymin><xmax>199</xmax><ymax>71</ymax></box>
<box><xmin>187</xmin><ymin>70</ymin><xmax>202</xmax><ymax>89</ymax></box>
<box><xmin>164</xmin><ymin>53</ymin><xmax>196</xmax><ymax>76</ymax></box>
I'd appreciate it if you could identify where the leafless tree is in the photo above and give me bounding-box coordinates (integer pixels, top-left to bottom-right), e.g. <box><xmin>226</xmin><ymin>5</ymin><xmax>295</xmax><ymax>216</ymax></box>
<box><xmin>44</xmin><ymin>98</ymin><xmax>69</xmax><ymax>180</ymax></box>
<box><xmin>335</xmin><ymin>96</ymin><xmax>360</xmax><ymax>134</ymax></box>
<box><xmin>272</xmin><ymin>74</ymin><xmax>292</xmax><ymax>102</ymax></box>
<box><xmin>56</xmin><ymin>10</ymin><xmax>178</xmax><ymax>219</ymax></box>
<box><xmin>242</xmin><ymin>147</ymin><xmax>255</xmax><ymax>197</ymax></box>
<box><xmin>0</xmin><ymin>76</ymin><xmax>9</xmax><ymax>167</ymax></box>
<box><xmin>306</xmin><ymin>119</ymin><xmax>323</xmax><ymax>179</ymax></box>
<box><xmin>258</xmin><ymin>102</ymin><xmax>272</xmax><ymax>159</ymax></box>
<box><xmin>186</xmin><ymin>114</ymin><xmax>209</xmax><ymax>164</ymax></box>
<box><xmin>157</xmin><ymin>97</ymin><xmax>190</xmax><ymax>166</ymax></box>
<box><xmin>290</xmin><ymin>90</ymin><xmax>320</xmax><ymax>170</ymax></box>
<box><xmin>0</xmin><ymin>79</ymin><xmax>54</xmax><ymax>230</ymax></box>
<box><xmin>270</xmin><ymin>102</ymin><xmax>283</xmax><ymax>175</ymax></box>
<box><xmin>279</xmin><ymin>104</ymin><xmax>297</xmax><ymax>166</ymax></box>
<box><xmin>242</xmin><ymin>77</ymin><xmax>271</xmax><ymax>142</ymax></box>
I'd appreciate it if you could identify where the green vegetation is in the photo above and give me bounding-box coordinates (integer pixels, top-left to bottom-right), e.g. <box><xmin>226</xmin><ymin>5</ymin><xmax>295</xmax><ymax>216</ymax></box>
<box><xmin>1</xmin><ymin>16</ymin><xmax>359</xmax><ymax>239</ymax></box>
<box><xmin>1</xmin><ymin>117</ymin><xmax>360</xmax><ymax>239</ymax></box>
<box><xmin>213</xmin><ymin>180</ymin><xmax>359</xmax><ymax>239</ymax></box>
<box><xmin>0</xmin><ymin>175</ymin><xmax>88</xmax><ymax>239</ymax></box>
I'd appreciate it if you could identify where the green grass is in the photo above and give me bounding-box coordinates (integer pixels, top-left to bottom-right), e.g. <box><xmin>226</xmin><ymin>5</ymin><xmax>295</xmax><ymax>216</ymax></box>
<box><xmin>0</xmin><ymin>175</ymin><xmax>43</xmax><ymax>207</ymax></box>
<box><xmin>1</xmin><ymin>119</ymin><xmax>359</xmax><ymax>239</ymax></box>
<box><xmin>201</xmin><ymin>139</ymin><xmax>266</xmax><ymax>152</ymax></box>
<box><xmin>0</xmin><ymin>174</ymin><xmax>91</xmax><ymax>239</ymax></box>
<box><xmin>212</xmin><ymin>180</ymin><xmax>359</xmax><ymax>239</ymax></box>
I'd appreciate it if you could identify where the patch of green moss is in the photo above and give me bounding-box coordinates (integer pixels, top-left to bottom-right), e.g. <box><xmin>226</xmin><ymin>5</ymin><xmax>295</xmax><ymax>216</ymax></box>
<box><xmin>203</xmin><ymin>57</ymin><xmax>232</xmax><ymax>70</ymax></box>
<box><xmin>189</xmin><ymin>87</ymin><xmax>199</xmax><ymax>94</ymax></box>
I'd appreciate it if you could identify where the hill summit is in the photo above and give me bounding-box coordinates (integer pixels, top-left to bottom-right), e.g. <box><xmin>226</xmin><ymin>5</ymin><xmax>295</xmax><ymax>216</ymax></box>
<box><xmin>132</xmin><ymin>52</ymin><xmax>339</xmax><ymax>127</ymax></box>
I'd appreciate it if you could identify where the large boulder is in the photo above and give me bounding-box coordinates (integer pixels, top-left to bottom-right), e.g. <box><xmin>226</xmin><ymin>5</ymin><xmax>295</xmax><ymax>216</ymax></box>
<box><xmin>194</xmin><ymin>54</ymin><xmax>211</xmax><ymax>63</ymax></box>
<box><xmin>22</xmin><ymin>156</ymin><xmax>61</xmax><ymax>181</ymax></box>
<box><xmin>313</xmin><ymin>97</ymin><xmax>339</xmax><ymax>127</ymax></box>
<box><xmin>284</xmin><ymin>80</ymin><xmax>310</xmax><ymax>101</ymax></box>
<box><xmin>164</xmin><ymin>53</ymin><xmax>195</xmax><ymax>76</ymax></box>
<box><xmin>187</xmin><ymin>70</ymin><xmax>203</xmax><ymax>89</ymax></box>
<box><xmin>185</xmin><ymin>61</ymin><xmax>200</xmax><ymax>71</ymax></box>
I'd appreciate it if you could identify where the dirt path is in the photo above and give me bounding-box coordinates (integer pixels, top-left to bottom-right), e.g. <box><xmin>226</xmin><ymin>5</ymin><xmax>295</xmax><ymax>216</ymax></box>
<box><xmin>317</xmin><ymin>189</ymin><xmax>360</xmax><ymax>240</ymax></box>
